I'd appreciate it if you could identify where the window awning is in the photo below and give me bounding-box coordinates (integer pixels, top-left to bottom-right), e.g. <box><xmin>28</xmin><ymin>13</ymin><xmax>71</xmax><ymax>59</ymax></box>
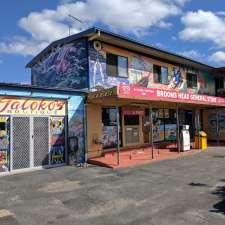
<box><xmin>88</xmin><ymin>84</ymin><xmax>225</xmax><ymax>107</ymax></box>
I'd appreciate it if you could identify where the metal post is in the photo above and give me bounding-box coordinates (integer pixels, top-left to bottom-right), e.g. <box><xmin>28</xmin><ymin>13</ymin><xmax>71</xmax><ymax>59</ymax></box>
<box><xmin>176</xmin><ymin>104</ymin><xmax>181</xmax><ymax>153</ymax></box>
<box><xmin>149</xmin><ymin>105</ymin><xmax>154</xmax><ymax>159</ymax></box>
<box><xmin>116</xmin><ymin>102</ymin><xmax>120</xmax><ymax>165</ymax></box>
<box><xmin>216</xmin><ymin>109</ymin><xmax>220</xmax><ymax>146</ymax></box>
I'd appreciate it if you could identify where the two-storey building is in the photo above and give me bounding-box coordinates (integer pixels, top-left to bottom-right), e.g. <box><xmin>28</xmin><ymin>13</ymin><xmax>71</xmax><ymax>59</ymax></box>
<box><xmin>27</xmin><ymin>27</ymin><xmax>225</xmax><ymax>162</ymax></box>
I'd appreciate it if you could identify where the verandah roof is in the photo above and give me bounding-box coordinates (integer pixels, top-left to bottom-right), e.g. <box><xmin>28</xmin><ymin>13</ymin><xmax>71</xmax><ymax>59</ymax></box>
<box><xmin>88</xmin><ymin>85</ymin><xmax>225</xmax><ymax>108</ymax></box>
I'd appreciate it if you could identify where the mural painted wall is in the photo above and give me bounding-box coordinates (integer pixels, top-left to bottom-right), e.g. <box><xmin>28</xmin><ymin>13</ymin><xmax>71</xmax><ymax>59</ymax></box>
<box><xmin>32</xmin><ymin>39</ymin><xmax>88</xmax><ymax>89</ymax></box>
<box><xmin>89</xmin><ymin>42</ymin><xmax>215</xmax><ymax>96</ymax></box>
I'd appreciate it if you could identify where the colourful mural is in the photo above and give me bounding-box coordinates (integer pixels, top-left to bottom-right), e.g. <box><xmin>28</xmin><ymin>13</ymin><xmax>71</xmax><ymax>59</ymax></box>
<box><xmin>68</xmin><ymin>97</ymin><xmax>85</xmax><ymax>163</ymax></box>
<box><xmin>89</xmin><ymin>42</ymin><xmax>215</xmax><ymax>95</ymax></box>
<box><xmin>32</xmin><ymin>39</ymin><xmax>88</xmax><ymax>89</ymax></box>
<box><xmin>102</xmin><ymin>126</ymin><xmax>117</xmax><ymax>149</ymax></box>
<box><xmin>50</xmin><ymin>117</ymin><xmax>65</xmax><ymax>165</ymax></box>
<box><xmin>0</xmin><ymin>116</ymin><xmax>10</xmax><ymax>172</ymax></box>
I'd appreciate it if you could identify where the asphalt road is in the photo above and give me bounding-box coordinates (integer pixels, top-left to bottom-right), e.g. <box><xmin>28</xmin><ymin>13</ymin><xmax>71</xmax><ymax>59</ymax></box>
<box><xmin>0</xmin><ymin>147</ymin><xmax>225</xmax><ymax>225</ymax></box>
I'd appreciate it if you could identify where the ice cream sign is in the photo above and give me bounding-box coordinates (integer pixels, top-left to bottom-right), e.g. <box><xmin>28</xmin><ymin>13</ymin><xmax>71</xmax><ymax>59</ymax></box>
<box><xmin>119</xmin><ymin>84</ymin><xmax>225</xmax><ymax>106</ymax></box>
<box><xmin>0</xmin><ymin>98</ymin><xmax>66</xmax><ymax>116</ymax></box>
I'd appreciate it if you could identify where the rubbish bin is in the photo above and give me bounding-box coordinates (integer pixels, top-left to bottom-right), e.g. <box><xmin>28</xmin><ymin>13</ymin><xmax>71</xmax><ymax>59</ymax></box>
<box><xmin>194</xmin><ymin>131</ymin><xmax>207</xmax><ymax>150</ymax></box>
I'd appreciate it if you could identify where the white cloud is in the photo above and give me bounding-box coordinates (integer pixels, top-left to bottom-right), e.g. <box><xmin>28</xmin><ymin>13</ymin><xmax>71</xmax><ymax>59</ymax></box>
<box><xmin>209</xmin><ymin>51</ymin><xmax>225</xmax><ymax>64</ymax></box>
<box><xmin>178</xmin><ymin>50</ymin><xmax>204</xmax><ymax>60</ymax></box>
<box><xmin>179</xmin><ymin>10</ymin><xmax>225</xmax><ymax>48</ymax></box>
<box><xmin>0</xmin><ymin>37</ymin><xmax>48</xmax><ymax>56</ymax></box>
<box><xmin>0</xmin><ymin>0</ymin><xmax>189</xmax><ymax>56</ymax></box>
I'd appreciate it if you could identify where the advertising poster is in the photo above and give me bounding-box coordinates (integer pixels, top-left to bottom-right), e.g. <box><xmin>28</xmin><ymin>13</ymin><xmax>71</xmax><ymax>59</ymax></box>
<box><xmin>50</xmin><ymin>117</ymin><xmax>65</xmax><ymax>165</ymax></box>
<box><xmin>102</xmin><ymin>126</ymin><xmax>117</xmax><ymax>149</ymax></box>
<box><xmin>153</xmin><ymin>124</ymin><xmax>164</xmax><ymax>142</ymax></box>
<box><xmin>0</xmin><ymin>116</ymin><xmax>10</xmax><ymax>172</ymax></box>
<box><xmin>165</xmin><ymin>124</ymin><xmax>177</xmax><ymax>141</ymax></box>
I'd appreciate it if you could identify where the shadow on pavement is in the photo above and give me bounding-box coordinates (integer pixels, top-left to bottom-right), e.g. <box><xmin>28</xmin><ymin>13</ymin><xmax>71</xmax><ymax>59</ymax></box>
<box><xmin>211</xmin><ymin>180</ymin><xmax>225</xmax><ymax>215</ymax></box>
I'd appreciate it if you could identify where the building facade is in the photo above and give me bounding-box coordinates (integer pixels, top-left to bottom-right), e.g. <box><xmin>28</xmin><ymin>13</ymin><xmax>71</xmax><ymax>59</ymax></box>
<box><xmin>0</xmin><ymin>84</ymin><xmax>86</xmax><ymax>174</ymax></box>
<box><xmin>27</xmin><ymin>27</ymin><xmax>225</xmax><ymax>160</ymax></box>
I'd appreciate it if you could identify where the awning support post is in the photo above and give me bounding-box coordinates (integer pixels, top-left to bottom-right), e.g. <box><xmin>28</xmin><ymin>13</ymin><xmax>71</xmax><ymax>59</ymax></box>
<box><xmin>149</xmin><ymin>105</ymin><xmax>154</xmax><ymax>159</ymax></box>
<box><xmin>176</xmin><ymin>104</ymin><xmax>181</xmax><ymax>153</ymax></box>
<box><xmin>216</xmin><ymin>110</ymin><xmax>220</xmax><ymax>146</ymax></box>
<box><xmin>116</xmin><ymin>101</ymin><xmax>120</xmax><ymax>165</ymax></box>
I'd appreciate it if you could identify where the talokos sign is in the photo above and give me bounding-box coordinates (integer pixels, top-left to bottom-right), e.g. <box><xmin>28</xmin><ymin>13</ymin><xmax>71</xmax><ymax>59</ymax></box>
<box><xmin>118</xmin><ymin>85</ymin><xmax>225</xmax><ymax>106</ymax></box>
<box><xmin>0</xmin><ymin>98</ymin><xmax>66</xmax><ymax>116</ymax></box>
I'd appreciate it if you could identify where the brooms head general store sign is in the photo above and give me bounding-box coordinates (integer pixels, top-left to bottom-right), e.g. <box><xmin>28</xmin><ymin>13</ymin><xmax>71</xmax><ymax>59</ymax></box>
<box><xmin>0</xmin><ymin>98</ymin><xmax>66</xmax><ymax>116</ymax></box>
<box><xmin>119</xmin><ymin>84</ymin><xmax>225</xmax><ymax>106</ymax></box>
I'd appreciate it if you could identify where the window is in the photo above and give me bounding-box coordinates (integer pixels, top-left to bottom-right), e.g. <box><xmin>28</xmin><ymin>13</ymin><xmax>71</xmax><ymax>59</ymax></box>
<box><xmin>0</xmin><ymin>122</ymin><xmax>5</xmax><ymax>130</ymax></box>
<box><xmin>102</xmin><ymin>108</ymin><xmax>117</xmax><ymax>126</ymax></box>
<box><xmin>124</xmin><ymin>115</ymin><xmax>139</xmax><ymax>126</ymax></box>
<box><xmin>215</xmin><ymin>77</ymin><xmax>224</xmax><ymax>89</ymax></box>
<box><xmin>153</xmin><ymin>65</ymin><xmax>168</xmax><ymax>84</ymax></box>
<box><xmin>106</xmin><ymin>53</ymin><xmax>128</xmax><ymax>77</ymax></box>
<box><xmin>187</xmin><ymin>73</ymin><xmax>197</xmax><ymax>88</ymax></box>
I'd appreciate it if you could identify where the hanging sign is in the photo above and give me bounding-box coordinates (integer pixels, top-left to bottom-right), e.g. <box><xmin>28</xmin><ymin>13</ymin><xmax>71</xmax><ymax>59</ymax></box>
<box><xmin>0</xmin><ymin>98</ymin><xmax>66</xmax><ymax>116</ymax></box>
<box><xmin>119</xmin><ymin>84</ymin><xmax>225</xmax><ymax>106</ymax></box>
<box><xmin>122</xmin><ymin>107</ymin><xmax>144</xmax><ymax>116</ymax></box>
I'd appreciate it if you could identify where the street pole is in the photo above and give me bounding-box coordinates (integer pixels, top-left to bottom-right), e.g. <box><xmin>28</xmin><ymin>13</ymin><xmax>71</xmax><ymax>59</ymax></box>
<box><xmin>116</xmin><ymin>101</ymin><xmax>120</xmax><ymax>165</ymax></box>
<box><xmin>149</xmin><ymin>105</ymin><xmax>154</xmax><ymax>159</ymax></box>
<box><xmin>176</xmin><ymin>104</ymin><xmax>180</xmax><ymax>153</ymax></box>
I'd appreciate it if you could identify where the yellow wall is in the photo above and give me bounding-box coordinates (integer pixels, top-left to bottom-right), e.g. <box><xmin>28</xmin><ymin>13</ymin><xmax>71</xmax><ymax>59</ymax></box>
<box><xmin>87</xmin><ymin>104</ymin><xmax>103</xmax><ymax>158</ymax></box>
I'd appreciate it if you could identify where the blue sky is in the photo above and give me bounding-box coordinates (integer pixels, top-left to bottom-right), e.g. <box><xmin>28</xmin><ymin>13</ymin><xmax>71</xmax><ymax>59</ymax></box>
<box><xmin>1</xmin><ymin>0</ymin><xmax>225</xmax><ymax>84</ymax></box>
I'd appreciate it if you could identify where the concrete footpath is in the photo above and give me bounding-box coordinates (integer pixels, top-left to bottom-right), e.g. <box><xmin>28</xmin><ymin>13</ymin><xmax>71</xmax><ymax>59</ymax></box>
<box><xmin>0</xmin><ymin>147</ymin><xmax>225</xmax><ymax>225</ymax></box>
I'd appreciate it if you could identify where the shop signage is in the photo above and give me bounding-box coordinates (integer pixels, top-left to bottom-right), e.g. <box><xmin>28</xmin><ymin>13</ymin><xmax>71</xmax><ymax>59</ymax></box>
<box><xmin>0</xmin><ymin>98</ymin><xmax>66</xmax><ymax>116</ymax></box>
<box><xmin>122</xmin><ymin>108</ymin><xmax>144</xmax><ymax>116</ymax></box>
<box><xmin>88</xmin><ymin>87</ymin><xmax>117</xmax><ymax>99</ymax></box>
<box><xmin>119</xmin><ymin>85</ymin><xmax>225</xmax><ymax>106</ymax></box>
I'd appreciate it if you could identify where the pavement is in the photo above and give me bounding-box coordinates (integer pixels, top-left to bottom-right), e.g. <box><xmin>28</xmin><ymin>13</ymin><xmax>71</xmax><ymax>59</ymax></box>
<box><xmin>0</xmin><ymin>147</ymin><xmax>225</xmax><ymax>225</ymax></box>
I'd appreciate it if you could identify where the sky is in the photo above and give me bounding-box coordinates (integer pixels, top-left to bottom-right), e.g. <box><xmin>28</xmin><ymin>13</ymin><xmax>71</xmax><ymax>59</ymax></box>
<box><xmin>1</xmin><ymin>0</ymin><xmax>225</xmax><ymax>84</ymax></box>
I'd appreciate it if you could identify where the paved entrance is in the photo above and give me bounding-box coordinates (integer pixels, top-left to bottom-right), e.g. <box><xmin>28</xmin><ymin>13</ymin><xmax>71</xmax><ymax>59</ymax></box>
<box><xmin>0</xmin><ymin>147</ymin><xmax>225</xmax><ymax>225</ymax></box>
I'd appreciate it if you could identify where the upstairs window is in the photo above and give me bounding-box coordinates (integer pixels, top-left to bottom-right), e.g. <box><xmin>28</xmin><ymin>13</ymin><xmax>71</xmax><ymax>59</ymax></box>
<box><xmin>187</xmin><ymin>73</ymin><xmax>197</xmax><ymax>88</ymax></box>
<box><xmin>106</xmin><ymin>53</ymin><xmax>128</xmax><ymax>77</ymax></box>
<box><xmin>153</xmin><ymin>65</ymin><xmax>169</xmax><ymax>84</ymax></box>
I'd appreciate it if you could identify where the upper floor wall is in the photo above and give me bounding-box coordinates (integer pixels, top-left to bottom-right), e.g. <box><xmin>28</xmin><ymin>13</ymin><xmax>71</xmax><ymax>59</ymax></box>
<box><xmin>31</xmin><ymin>39</ymin><xmax>88</xmax><ymax>89</ymax></box>
<box><xmin>89</xmin><ymin>42</ymin><xmax>216</xmax><ymax>96</ymax></box>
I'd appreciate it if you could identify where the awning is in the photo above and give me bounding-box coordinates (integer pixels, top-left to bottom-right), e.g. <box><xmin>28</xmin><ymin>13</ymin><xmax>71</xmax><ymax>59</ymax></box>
<box><xmin>88</xmin><ymin>84</ymin><xmax>225</xmax><ymax>108</ymax></box>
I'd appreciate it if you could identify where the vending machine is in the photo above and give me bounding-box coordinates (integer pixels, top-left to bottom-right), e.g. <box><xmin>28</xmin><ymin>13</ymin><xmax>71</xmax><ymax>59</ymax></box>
<box><xmin>180</xmin><ymin>125</ymin><xmax>191</xmax><ymax>151</ymax></box>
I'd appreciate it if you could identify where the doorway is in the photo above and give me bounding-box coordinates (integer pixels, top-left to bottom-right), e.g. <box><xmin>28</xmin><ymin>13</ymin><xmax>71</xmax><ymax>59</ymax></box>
<box><xmin>10</xmin><ymin>116</ymin><xmax>66</xmax><ymax>172</ymax></box>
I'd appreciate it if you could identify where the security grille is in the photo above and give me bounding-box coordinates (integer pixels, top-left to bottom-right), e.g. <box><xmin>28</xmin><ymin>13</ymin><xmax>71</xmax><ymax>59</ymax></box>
<box><xmin>12</xmin><ymin>117</ymin><xmax>30</xmax><ymax>170</ymax></box>
<box><xmin>33</xmin><ymin>117</ymin><xmax>49</xmax><ymax>167</ymax></box>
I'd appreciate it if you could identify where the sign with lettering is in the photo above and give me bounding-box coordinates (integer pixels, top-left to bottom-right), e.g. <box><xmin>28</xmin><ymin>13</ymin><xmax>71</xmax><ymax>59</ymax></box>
<box><xmin>0</xmin><ymin>98</ymin><xmax>66</xmax><ymax>116</ymax></box>
<box><xmin>119</xmin><ymin>84</ymin><xmax>225</xmax><ymax>106</ymax></box>
<box><xmin>122</xmin><ymin>108</ymin><xmax>144</xmax><ymax>116</ymax></box>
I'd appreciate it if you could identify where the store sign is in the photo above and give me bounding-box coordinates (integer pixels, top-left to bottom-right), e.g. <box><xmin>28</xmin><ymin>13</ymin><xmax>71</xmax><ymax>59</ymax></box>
<box><xmin>0</xmin><ymin>98</ymin><xmax>66</xmax><ymax>116</ymax></box>
<box><xmin>119</xmin><ymin>84</ymin><xmax>225</xmax><ymax>106</ymax></box>
<box><xmin>122</xmin><ymin>108</ymin><xmax>144</xmax><ymax>116</ymax></box>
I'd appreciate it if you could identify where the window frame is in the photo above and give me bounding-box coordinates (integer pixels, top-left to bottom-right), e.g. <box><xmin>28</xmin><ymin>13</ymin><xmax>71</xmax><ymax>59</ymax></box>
<box><xmin>153</xmin><ymin>64</ymin><xmax>169</xmax><ymax>85</ymax></box>
<box><xmin>106</xmin><ymin>52</ymin><xmax>128</xmax><ymax>78</ymax></box>
<box><xmin>186</xmin><ymin>72</ymin><xmax>198</xmax><ymax>89</ymax></box>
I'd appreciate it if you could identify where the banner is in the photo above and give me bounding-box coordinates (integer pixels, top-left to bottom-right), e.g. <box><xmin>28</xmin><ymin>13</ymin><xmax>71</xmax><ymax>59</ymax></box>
<box><xmin>122</xmin><ymin>108</ymin><xmax>144</xmax><ymax>116</ymax></box>
<box><xmin>0</xmin><ymin>98</ymin><xmax>66</xmax><ymax>116</ymax></box>
<box><xmin>119</xmin><ymin>84</ymin><xmax>225</xmax><ymax>106</ymax></box>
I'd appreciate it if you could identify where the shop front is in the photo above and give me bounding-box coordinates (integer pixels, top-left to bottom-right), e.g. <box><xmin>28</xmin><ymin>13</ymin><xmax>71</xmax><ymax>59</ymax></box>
<box><xmin>87</xmin><ymin>84</ymin><xmax>225</xmax><ymax>161</ymax></box>
<box><xmin>0</xmin><ymin>83</ymin><xmax>87</xmax><ymax>174</ymax></box>
<box><xmin>0</xmin><ymin>97</ymin><xmax>67</xmax><ymax>173</ymax></box>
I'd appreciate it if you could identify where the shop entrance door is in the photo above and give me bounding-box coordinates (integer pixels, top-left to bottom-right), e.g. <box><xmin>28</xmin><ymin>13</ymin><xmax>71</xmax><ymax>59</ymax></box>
<box><xmin>11</xmin><ymin>116</ymin><xmax>50</xmax><ymax>171</ymax></box>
